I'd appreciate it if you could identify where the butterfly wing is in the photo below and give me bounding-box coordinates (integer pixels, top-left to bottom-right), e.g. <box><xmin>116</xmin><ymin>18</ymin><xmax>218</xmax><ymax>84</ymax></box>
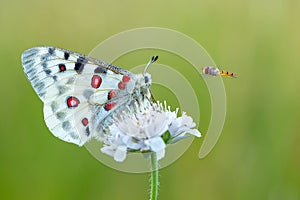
<box><xmin>22</xmin><ymin>46</ymin><xmax>133</xmax><ymax>146</ymax></box>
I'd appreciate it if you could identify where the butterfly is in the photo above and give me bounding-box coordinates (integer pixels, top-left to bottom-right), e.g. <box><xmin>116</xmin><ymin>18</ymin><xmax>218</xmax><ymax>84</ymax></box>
<box><xmin>21</xmin><ymin>46</ymin><xmax>158</xmax><ymax>146</ymax></box>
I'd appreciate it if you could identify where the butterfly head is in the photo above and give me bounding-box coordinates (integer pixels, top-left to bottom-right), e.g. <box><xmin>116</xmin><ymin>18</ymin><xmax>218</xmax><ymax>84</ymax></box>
<box><xmin>133</xmin><ymin>73</ymin><xmax>152</xmax><ymax>89</ymax></box>
<box><xmin>129</xmin><ymin>73</ymin><xmax>152</xmax><ymax>103</ymax></box>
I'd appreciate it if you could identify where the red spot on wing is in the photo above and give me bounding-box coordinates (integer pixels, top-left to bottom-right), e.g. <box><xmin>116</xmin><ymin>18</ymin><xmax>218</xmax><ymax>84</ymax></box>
<box><xmin>81</xmin><ymin>118</ymin><xmax>88</xmax><ymax>126</ymax></box>
<box><xmin>91</xmin><ymin>75</ymin><xmax>102</xmax><ymax>88</ymax></box>
<box><xmin>59</xmin><ymin>64</ymin><xmax>66</xmax><ymax>72</ymax></box>
<box><xmin>118</xmin><ymin>82</ymin><xmax>125</xmax><ymax>90</ymax></box>
<box><xmin>104</xmin><ymin>102</ymin><xmax>116</xmax><ymax>111</ymax></box>
<box><xmin>108</xmin><ymin>90</ymin><xmax>116</xmax><ymax>100</ymax></box>
<box><xmin>122</xmin><ymin>75</ymin><xmax>131</xmax><ymax>83</ymax></box>
<box><xmin>66</xmin><ymin>96</ymin><xmax>80</xmax><ymax>108</ymax></box>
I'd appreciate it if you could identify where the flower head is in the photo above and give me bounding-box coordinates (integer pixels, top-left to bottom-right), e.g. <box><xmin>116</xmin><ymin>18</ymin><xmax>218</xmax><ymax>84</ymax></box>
<box><xmin>101</xmin><ymin>102</ymin><xmax>201</xmax><ymax>162</ymax></box>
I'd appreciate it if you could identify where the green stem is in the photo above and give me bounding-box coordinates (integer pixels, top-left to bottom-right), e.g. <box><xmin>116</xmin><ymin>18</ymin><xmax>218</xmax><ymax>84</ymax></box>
<box><xmin>150</xmin><ymin>152</ymin><xmax>159</xmax><ymax>200</ymax></box>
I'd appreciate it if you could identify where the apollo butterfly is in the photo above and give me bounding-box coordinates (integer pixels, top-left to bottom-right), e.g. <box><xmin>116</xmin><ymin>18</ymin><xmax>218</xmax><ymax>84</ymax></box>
<box><xmin>21</xmin><ymin>46</ymin><xmax>157</xmax><ymax>146</ymax></box>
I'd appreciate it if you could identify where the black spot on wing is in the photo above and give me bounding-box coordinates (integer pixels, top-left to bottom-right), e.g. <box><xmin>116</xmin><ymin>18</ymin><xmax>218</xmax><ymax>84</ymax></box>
<box><xmin>77</xmin><ymin>56</ymin><xmax>86</xmax><ymax>63</ymax></box>
<box><xmin>69</xmin><ymin>131</ymin><xmax>78</xmax><ymax>139</ymax></box>
<box><xmin>48</xmin><ymin>47</ymin><xmax>55</xmax><ymax>55</ymax></box>
<box><xmin>57</xmin><ymin>85</ymin><xmax>70</xmax><ymax>95</ymax></box>
<box><xmin>56</xmin><ymin>112</ymin><xmax>66</xmax><ymax>120</ymax></box>
<box><xmin>51</xmin><ymin>101</ymin><xmax>59</xmax><ymax>112</ymax></box>
<box><xmin>45</xmin><ymin>69</ymin><xmax>51</xmax><ymax>75</ymax></box>
<box><xmin>62</xmin><ymin>121</ymin><xmax>71</xmax><ymax>131</ymax></box>
<box><xmin>74</xmin><ymin>62</ymin><xmax>83</xmax><ymax>73</ymax></box>
<box><xmin>86</xmin><ymin>127</ymin><xmax>90</xmax><ymax>136</ymax></box>
<box><xmin>94</xmin><ymin>66</ymin><xmax>107</xmax><ymax>74</ymax></box>
<box><xmin>74</xmin><ymin>56</ymin><xmax>87</xmax><ymax>74</ymax></box>
<box><xmin>64</xmin><ymin>52</ymin><xmax>70</xmax><ymax>60</ymax></box>
<box><xmin>40</xmin><ymin>55</ymin><xmax>49</xmax><ymax>62</ymax></box>
<box><xmin>42</xmin><ymin>62</ymin><xmax>47</xmax><ymax>68</ymax></box>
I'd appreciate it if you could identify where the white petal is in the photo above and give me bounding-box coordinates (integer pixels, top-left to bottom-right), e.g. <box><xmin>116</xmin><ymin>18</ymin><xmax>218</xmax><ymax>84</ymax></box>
<box><xmin>156</xmin><ymin>149</ymin><xmax>165</xmax><ymax>160</ymax></box>
<box><xmin>101</xmin><ymin>146</ymin><xmax>115</xmax><ymax>157</ymax></box>
<box><xmin>114</xmin><ymin>146</ymin><xmax>127</xmax><ymax>162</ymax></box>
<box><xmin>181</xmin><ymin>113</ymin><xmax>195</xmax><ymax>127</ymax></box>
<box><xmin>122</xmin><ymin>135</ymin><xmax>142</xmax><ymax>150</ymax></box>
<box><xmin>175</xmin><ymin>127</ymin><xmax>201</xmax><ymax>137</ymax></box>
<box><xmin>109</xmin><ymin>124</ymin><xmax>123</xmax><ymax>136</ymax></box>
<box><xmin>169</xmin><ymin>119</ymin><xmax>181</xmax><ymax>136</ymax></box>
<box><xmin>147</xmin><ymin>137</ymin><xmax>166</xmax><ymax>152</ymax></box>
<box><xmin>145</xmin><ymin>121</ymin><xmax>169</xmax><ymax>138</ymax></box>
<box><xmin>118</xmin><ymin>119</ymin><xmax>140</xmax><ymax>137</ymax></box>
<box><xmin>188</xmin><ymin>129</ymin><xmax>201</xmax><ymax>137</ymax></box>
<box><xmin>169</xmin><ymin>135</ymin><xmax>190</xmax><ymax>144</ymax></box>
<box><xmin>143</xmin><ymin>112</ymin><xmax>168</xmax><ymax>137</ymax></box>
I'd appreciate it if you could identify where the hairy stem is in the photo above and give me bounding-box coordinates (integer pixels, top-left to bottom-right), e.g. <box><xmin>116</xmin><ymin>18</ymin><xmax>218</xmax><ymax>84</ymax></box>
<box><xmin>150</xmin><ymin>152</ymin><xmax>159</xmax><ymax>200</ymax></box>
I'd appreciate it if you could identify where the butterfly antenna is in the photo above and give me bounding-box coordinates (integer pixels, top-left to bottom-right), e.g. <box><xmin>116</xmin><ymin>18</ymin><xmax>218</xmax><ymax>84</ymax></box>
<box><xmin>144</xmin><ymin>55</ymin><xmax>159</xmax><ymax>75</ymax></box>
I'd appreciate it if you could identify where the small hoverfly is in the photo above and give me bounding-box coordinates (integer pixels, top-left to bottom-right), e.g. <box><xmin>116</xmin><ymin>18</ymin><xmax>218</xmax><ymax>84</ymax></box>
<box><xmin>203</xmin><ymin>66</ymin><xmax>237</xmax><ymax>78</ymax></box>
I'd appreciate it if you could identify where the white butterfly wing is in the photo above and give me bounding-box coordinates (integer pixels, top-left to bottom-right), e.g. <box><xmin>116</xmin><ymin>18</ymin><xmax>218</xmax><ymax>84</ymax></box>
<box><xmin>22</xmin><ymin>46</ymin><xmax>133</xmax><ymax>146</ymax></box>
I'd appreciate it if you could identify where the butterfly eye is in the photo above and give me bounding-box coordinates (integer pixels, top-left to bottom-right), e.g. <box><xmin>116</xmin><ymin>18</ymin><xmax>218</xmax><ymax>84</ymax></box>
<box><xmin>143</xmin><ymin>74</ymin><xmax>152</xmax><ymax>86</ymax></box>
<box><xmin>144</xmin><ymin>76</ymin><xmax>149</xmax><ymax>84</ymax></box>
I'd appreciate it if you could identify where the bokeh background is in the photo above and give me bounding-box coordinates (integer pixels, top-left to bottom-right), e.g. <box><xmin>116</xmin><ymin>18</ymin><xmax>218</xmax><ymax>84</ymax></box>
<box><xmin>1</xmin><ymin>0</ymin><xmax>300</xmax><ymax>199</ymax></box>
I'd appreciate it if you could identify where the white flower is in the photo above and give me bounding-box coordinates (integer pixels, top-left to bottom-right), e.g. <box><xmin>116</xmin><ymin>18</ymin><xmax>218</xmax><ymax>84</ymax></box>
<box><xmin>100</xmin><ymin>102</ymin><xmax>201</xmax><ymax>162</ymax></box>
<box><xmin>168</xmin><ymin>112</ymin><xmax>201</xmax><ymax>144</ymax></box>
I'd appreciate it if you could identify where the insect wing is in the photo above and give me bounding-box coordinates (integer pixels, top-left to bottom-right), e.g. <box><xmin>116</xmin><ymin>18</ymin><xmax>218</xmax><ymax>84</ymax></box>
<box><xmin>22</xmin><ymin>46</ymin><xmax>132</xmax><ymax>146</ymax></box>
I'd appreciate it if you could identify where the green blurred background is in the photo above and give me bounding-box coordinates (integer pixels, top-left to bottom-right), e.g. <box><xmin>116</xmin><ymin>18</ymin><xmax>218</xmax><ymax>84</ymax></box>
<box><xmin>1</xmin><ymin>0</ymin><xmax>300</xmax><ymax>199</ymax></box>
